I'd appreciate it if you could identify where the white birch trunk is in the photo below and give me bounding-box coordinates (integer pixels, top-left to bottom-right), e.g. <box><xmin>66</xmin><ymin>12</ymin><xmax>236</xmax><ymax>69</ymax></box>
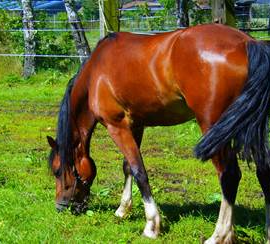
<box><xmin>63</xmin><ymin>0</ymin><xmax>91</xmax><ymax>63</ymax></box>
<box><xmin>22</xmin><ymin>0</ymin><xmax>36</xmax><ymax>78</ymax></box>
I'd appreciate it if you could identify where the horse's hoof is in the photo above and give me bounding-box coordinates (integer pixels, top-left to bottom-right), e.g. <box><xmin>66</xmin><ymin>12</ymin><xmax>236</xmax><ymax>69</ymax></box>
<box><xmin>115</xmin><ymin>207</ymin><xmax>126</xmax><ymax>218</ymax></box>
<box><xmin>142</xmin><ymin>229</ymin><xmax>158</xmax><ymax>239</ymax></box>
<box><xmin>115</xmin><ymin>201</ymin><xmax>132</xmax><ymax>218</ymax></box>
<box><xmin>204</xmin><ymin>231</ymin><xmax>235</xmax><ymax>244</ymax></box>
<box><xmin>142</xmin><ymin>215</ymin><xmax>160</xmax><ymax>239</ymax></box>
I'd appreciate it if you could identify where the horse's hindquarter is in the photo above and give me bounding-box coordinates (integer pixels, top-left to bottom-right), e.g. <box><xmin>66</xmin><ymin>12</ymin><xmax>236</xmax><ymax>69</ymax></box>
<box><xmin>89</xmin><ymin>31</ymin><xmax>194</xmax><ymax>127</ymax></box>
<box><xmin>171</xmin><ymin>24</ymin><xmax>251</xmax><ymax>130</ymax></box>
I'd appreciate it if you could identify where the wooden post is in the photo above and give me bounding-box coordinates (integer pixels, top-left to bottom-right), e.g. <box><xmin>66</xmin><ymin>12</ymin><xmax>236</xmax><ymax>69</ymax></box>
<box><xmin>212</xmin><ymin>0</ymin><xmax>226</xmax><ymax>24</ymax></box>
<box><xmin>211</xmin><ymin>0</ymin><xmax>235</xmax><ymax>26</ymax></box>
<box><xmin>99</xmin><ymin>0</ymin><xmax>119</xmax><ymax>38</ymax></box>
<box><xmin>22</xmin><ymin>0</ymin><xmax>36</xmax><ymax>78</ymax></box>
<box><xmin>63</xmin><ymin>0</ymin><xmax>91</xmax><ymax>63</ymax></box>
<box><xmin>99</xmin><ymin>0</ymin><xmax>105</xmax><ymax>38</ymax></box>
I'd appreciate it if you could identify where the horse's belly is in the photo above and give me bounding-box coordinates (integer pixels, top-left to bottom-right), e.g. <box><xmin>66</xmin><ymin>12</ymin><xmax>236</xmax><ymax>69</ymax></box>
<box><xmin>139</xmin><ymin>98</ymin><xmax>194</xmax><ymax>126</ymax></box>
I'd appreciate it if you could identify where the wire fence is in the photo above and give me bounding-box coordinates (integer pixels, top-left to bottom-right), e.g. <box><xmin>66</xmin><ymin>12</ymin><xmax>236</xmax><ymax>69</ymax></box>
<box><xmin>1</xmin><ymin>3</ymin><xmax>270</xmax><ymax>60</ymax></box>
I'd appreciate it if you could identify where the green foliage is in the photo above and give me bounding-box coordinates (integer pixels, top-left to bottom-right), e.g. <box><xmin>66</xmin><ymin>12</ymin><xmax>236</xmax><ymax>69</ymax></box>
<box><xmin>190</xmin><ymin>9</ymin><xmax>212</xmax><ymax>25</ymax></box>
<box><xmin>0</xmin><ymin>10</ymin><xmax>23</xmax><ymax>49</ymax></box>
<box><xmin>121</xmin><ymin>0</ymin><xmax>213</xmax><ymax>31</ymax></box>
<box><xmin>0</xmin><ymin>10</ymin><xmax>80</xmax><ymax>72</ymax></box>
<box><xmin>34</xmin><ymin>12</ymin><xmax>78</xmax><ymax>71</ymax></box>
<box><xmin>252</xmin><ymin>4</ymin><xmax>270</xmax><ymax>18</ymax></box>
<box><xmin>188</xmin><ymin>1</ymin><xmax>212</xmax><ymax>26</ymax></box>
<box><xmin>250</xmin><ymin>19</ymin><xmax>268</xmax><ymax>29</ymax></box>
<box><xmin>82</xmin><ymin>0</ymin><xmax>99</xmax><ymax>20</ymax></box>
<box><xmin>158</xmin><ymin>0</ymin><xmax>175</xmax><ymax>13</ymax></box>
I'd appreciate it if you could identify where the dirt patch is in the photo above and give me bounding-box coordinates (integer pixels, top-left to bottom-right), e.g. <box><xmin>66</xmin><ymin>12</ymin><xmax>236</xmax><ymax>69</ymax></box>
<box><xmin>163</xmin><ymin>187</ymin><xmax>187</xmax><ymax>194</ymax></box>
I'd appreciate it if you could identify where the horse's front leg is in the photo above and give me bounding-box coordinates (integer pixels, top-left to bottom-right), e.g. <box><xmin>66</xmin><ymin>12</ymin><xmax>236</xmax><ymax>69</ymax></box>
<box><xmin>108</xmin><ymin>125</ymin><xmax>160</xmax><ymax>239</ymax></box>
<box><xmin>115</xmin><ymin>128</ymin><xmax>143</xmax><ymax>218</ymax></box>
<box><xmin>256</xmin><ymin>165</ymin><xmax>270</xmax><ymax>243</ymax></box>
<box><xmin>205</xmin><ymin>151</ymin><xmax>241</xmax><ymax>244</ymax></box>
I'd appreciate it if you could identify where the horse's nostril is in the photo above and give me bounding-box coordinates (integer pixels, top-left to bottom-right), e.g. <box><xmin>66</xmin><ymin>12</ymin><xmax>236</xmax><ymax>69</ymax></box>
<box><xmin>55</xmin><ymin>202</ymin><xmax>69</xmax><ymax>212</ymax></box>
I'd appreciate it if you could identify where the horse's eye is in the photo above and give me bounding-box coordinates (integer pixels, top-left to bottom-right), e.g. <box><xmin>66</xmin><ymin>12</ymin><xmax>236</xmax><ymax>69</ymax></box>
<box><xmin>54</xmin><ymin>168</ymin><xmax>61</xmax><ymax>178</ymax></box>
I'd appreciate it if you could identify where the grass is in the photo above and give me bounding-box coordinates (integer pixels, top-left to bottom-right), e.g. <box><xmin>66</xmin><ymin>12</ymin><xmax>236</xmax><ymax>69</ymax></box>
<box><xmin>0</xmin><ymin>74</ymin><xmax>266</xmax><ymax>243</ymax></box>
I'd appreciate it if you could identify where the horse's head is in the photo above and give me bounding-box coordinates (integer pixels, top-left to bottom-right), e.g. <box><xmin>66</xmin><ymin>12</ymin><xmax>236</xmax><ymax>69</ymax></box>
<box><xmin>47</xmin><ymin>136</ymin><xmax>96</xmax><ymax>214</ymax></box>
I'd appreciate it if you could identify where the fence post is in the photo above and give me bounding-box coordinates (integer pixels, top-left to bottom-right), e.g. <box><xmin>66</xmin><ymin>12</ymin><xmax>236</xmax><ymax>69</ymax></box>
<box><xmin>22</xmin><ymin>0</ymin><xmax>36</xmax><ymax>78</ymax></box>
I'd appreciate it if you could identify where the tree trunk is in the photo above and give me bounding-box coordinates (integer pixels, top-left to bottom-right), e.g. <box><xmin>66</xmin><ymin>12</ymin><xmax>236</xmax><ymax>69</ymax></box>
<box><xmin>63</xmin><ymin>0</ymin><xmax>91</xmax><ymax>63</ymax></box>
<box><xmin>211</xmin><ymin>0</ymin><xmax>236</xmax><ymax>26</ymax></box>
<box><xmin>176</xmin><ymin>0</ymin><xmax>189</xmax><ymax>28</ymax></box>
<box><xmin>225</xmin><ymin>0</ymin><xmax>236</xmax><ymax>27</ymax></box>
<box><xmin>99</xmin><ymin>0</ymin><xmax>120</xmax><ymax>37</ymax></box>
<box><xmin>22</xmin><ymin>0</ymin><xmax>36</xmax><ymax>78</ymax></box>
<box><xmin>104</xmin><ymin>0</ymin><xmax>120</xmax><ymax>32</ymax></box>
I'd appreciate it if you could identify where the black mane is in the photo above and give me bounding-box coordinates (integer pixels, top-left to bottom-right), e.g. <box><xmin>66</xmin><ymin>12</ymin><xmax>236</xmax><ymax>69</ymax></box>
<box><xmin>48</xmin><ymin>76</ymin><xmax>75</xmax><ymax>172</ymax></box>
<box><xmin>48</xmin><ymin>34</ymin><xmax>116</xmax><ymax>172</ymax></box>
<box><xmin>48</xmin><ymin>59</ymin><xmax>89</xmax><ymax>172</ymax></box>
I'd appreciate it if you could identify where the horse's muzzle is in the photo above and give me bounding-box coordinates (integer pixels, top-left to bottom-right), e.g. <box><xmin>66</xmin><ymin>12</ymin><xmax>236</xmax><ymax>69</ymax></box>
<box><xmin>55</xmin><ymin>201</ymin><xmax>69</xmax><ymax>212</ymax></box>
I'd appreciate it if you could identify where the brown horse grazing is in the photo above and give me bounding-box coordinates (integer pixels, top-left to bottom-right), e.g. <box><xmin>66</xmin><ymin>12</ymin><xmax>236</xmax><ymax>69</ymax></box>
<box><xmin>47</xmin><ymin>23</ymin><xmax>270</xmax><ymax>242</ymax></box>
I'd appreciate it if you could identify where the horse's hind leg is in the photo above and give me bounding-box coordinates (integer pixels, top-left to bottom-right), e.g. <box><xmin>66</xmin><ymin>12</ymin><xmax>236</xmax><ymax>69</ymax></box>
<box><xmin>256</xmin><ymin>165</ymin><xmax>270</xmax><ymax>242</ymax></box>
<box><xmin>115</xmin><ymin>127</ymin><xmax>144</xmax><ymax>218</ymax></box>
<box><xmin>205</xmin><ymin>149</ymin><xmax>241</xmax><ymax>244</ymax></box>
<box><xmin>107</xmin><ymin>124</ymin><xmax>160</xmax><ymax>239</ymax></box>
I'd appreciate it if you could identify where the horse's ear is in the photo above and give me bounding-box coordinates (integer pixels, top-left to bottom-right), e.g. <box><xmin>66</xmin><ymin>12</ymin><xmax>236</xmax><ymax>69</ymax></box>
<box><xmin>47</xmin><ymin>136</ymin><xmax>57</xmax><ymax>149</ymax></box>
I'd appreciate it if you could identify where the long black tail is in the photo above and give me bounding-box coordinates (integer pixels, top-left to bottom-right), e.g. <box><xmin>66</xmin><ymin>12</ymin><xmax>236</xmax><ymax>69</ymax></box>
<box><xmin>195</xmin><ymin>41</ymin><xmax>270</xmax><ymax>168</ymax></box>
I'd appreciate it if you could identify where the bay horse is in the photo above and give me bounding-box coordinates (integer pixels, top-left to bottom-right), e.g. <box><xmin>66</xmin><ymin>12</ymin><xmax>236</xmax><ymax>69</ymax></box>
<box><xmin>47</xmin><ymin>24</ymin><xmax>270</xmax><ymax>243</ymax></box>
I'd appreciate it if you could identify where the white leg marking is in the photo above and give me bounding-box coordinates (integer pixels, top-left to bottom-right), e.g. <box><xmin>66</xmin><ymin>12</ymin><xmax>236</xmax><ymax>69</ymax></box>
<box><xmin>266</xmin><ymin>204</ymin><xmax>270</xmax><ymax>243</ymax></box>
<box><xmin>115</xmin><ymin>175</ymin><xmax>132</xmax><ymax>218</ymax></box>
<box><xmin>205</xmin><ymin>197</ymin><xmax>234</xmax><ymax>244</ymax></box>
<box><xmin>142</xmin><ymin>197</ymin><xmax>160</xmax><ymax>239</ymax></box>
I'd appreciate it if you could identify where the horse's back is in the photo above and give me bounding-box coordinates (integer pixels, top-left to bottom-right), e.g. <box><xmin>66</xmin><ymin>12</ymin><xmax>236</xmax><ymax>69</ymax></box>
<box><xmin>88</xmin><ymin>24</ymin><xmax>252</xmax><ymax>128</ymax></box>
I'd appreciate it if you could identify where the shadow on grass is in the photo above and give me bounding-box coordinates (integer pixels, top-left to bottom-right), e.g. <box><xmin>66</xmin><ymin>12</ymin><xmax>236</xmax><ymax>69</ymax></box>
<box><xmin>160</xmin><ymin>202</ymin><xmax>264</xmax><ymax>226</ymax></box>
<box><xmin>160</xmin><ymin>202</ymin><xmax>264</xmax><ymax>242</ymax></box>
<box><xmin>89</xmin><ymin>200</ymin><xmax>264</xmax><ymax>228</ymax></box>
<box><xmin>86</xmin><ymin>201</ymin><xmax>264</xmax><ymax>242</ymax></box>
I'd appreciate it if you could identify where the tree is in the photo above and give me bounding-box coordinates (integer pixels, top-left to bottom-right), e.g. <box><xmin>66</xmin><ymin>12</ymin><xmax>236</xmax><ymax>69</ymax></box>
<box><xmin>21</xmin><ymin>0</ymin><xmax>36</xmax><ymax>78</ymax></box>
<box><xmin>176</xmin><ymin>0</ymin><xmax>189</xmax><ymax>27</ymax></box>
<box><xmin>63</xmin><ymin>0</ymin><xmax>91</xmax><ymax>63</ymax></box>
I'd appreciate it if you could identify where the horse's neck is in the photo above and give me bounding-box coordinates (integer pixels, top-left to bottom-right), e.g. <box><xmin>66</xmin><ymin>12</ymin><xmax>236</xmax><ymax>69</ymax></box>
<box><xmin>70</xmin><ymin>77</ymin><xmax>95</xmax><ymax>156</ymax></box>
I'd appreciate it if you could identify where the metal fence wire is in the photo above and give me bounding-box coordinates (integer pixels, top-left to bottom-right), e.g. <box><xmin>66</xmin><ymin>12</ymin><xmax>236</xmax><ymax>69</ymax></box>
<box><xmin>1</xmin><ymin>2</ymin><xmax>270</xmax><ymax>59</ymax></box>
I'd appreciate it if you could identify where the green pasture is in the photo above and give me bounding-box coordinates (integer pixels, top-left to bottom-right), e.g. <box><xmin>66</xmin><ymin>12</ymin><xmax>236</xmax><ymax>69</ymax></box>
<box><xmin>0</xmin><ymin>26</ymin><xmax>269</xmax><ymax>243</ymax></box>
<box><xmin>0</xmin><ymin>73</ymin><xmax>266</xmax><ymax>243</ymax></box>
